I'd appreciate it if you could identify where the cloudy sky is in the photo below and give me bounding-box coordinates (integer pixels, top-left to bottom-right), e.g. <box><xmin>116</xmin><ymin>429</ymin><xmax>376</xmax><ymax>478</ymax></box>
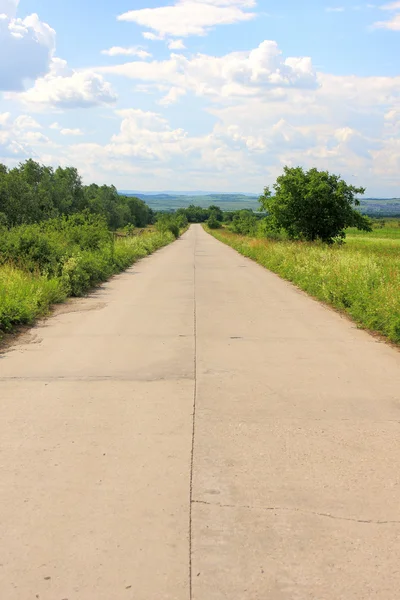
<box><xmin>0</xmin><ymin>0</ymin><xmax>399</xmax><ymax>194</ymax></box>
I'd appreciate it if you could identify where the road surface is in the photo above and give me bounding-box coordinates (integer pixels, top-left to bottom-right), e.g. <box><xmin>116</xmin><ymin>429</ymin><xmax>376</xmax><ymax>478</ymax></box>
<box><xmin>1</xmin><ymin>224</ymin><xmax>400</xmax><ymax>599</ymax></box>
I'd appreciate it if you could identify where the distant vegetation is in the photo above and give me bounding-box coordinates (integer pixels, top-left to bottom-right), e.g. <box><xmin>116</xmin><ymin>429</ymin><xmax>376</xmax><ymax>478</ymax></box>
<box><xmin>0</xmin><ymin>159</ymin><xmax>154</xmax><ymax>230</ymax></box>
<box><xmin>124</xmin><ymin>191</ymin><xmax>400</xmax><ymax>218</ymax></box>
<box><xmin>124</xmin><ymin>192</ymin><xmax>260</xmax><ymax>212</ymax></box>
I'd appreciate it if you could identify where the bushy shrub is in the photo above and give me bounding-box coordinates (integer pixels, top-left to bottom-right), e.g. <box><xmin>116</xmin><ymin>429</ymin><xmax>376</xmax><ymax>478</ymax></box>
<box><xmin>156</xmin><ymin>214</ymin><xmax>180</xmax><ymax>238</ymax></box>
<box><xmin>229</xmin><ymin>210</ymin><xmax>258</xmax><ymax>236</ymax></box>
<box><xmin>207</xmin><ymin>214</ymin><xmax>222</xmax><ymax>229</ymax></box>
<box><xmin>0</xmin><ymin>224</ymin><xmax>174</xmax><ymax>333</ymax></box>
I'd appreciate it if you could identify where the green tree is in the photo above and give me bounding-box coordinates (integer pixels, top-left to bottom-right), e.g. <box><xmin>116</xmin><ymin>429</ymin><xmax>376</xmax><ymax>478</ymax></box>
<box><xmin>125</xmin><ymin>195</ymin><xmax>153</xmax><ymax>227</ymax></box>
<box><xmin>208</xmin><ymin>205</ymin><xmax>223</xmax><ymax>222</ymax></box>
<box><xmin>185</xmin><ymin>205</ymin><xmax>210</xmax><ymax>223</ymax></box>
<box><xmin>53</xmin><ymin>166</ymin><xmax>85</xmax><ymax>214</ymax></box>
<box><xmin>259</xmin><ymin>166</ymin><xmax>372</xmax><ymax>243</ymax></box>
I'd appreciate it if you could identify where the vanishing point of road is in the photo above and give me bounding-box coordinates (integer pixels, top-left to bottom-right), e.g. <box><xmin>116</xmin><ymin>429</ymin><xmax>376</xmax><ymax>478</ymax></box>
<box><xmin>1</xmin><ymin>224</ymin><xmax>400</xmax><ymax>599</ymax></box>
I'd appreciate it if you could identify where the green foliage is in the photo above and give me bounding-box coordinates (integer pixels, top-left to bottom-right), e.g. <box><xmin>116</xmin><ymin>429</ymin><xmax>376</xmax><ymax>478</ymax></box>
<box><xmin>207</xmin><ymin>213</ymin><xmax>222</xmax><ymax>229</ymax></box>
<box><xmin>0</xmin><ymin>159</ymin><xmax>154</xmax><ymax>230</ymax></box>
<box><xmin>208</xmin><ymin>227</ymin><xmax>400</xmax><ymax>345</ymax></box>
<box><xmin>0</xmin><ymin>213</ymin><xmax>110</xmax><ymax>276</ymax></box>
<box><xmin>229</xmin><ymin>210</ymin><xmax>258</xmax><ymax>235</ymax></box>
<box><xmin>175</xmin><ymin>213</ymin><xmax>188</xmax><ymax>228</ymax></box>
<box><xmin>0</xmin><ymin>228</ymin><xmax>174</xmax><ymax>333</ymax></box>
<box><xmin>0</xmin><ymin>265</ymin><xmax>68</xmax><ymax>332</ymax></box>
<box><xmin>259</xmin><ymin>166</ymin><xmax>372</xmax><ymax>243</ymax></box>
<box><xmin>155</xmin><ymin>213</ymin><xmax>180</xmax><ymax>238</ymax></box>
<box><xmin>0</xmin><ymin>159</ymin><xmax>177</xmax><ymax>337</ymax></box>
<box><xmin>208</xmin><ymin>205</ymin><xmax>223</xmax><ymax>222</ymax></box>
<box><xmin>178</xmin><ymin>204</ymin><xmax>220</xmax><ymax>223</ymax></box>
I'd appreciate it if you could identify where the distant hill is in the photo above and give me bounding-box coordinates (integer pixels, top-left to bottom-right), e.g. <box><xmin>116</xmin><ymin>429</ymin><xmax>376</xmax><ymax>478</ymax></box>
<box><xmin>359</xmin><ymin>198</ymin><xmax>400</xmax><ymax>217</ymax></box>
<box><xmin>119</xmin><ymin>192</ymin><xmax>400</xmax><ymax>216</ymax></box>
<box><xmin>120</xmin><ymin>192</ymin><xmax>260</xmax><ymax>212</ymax></box>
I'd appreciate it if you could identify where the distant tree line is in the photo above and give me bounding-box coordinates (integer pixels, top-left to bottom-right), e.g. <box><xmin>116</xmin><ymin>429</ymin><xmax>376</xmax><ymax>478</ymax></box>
<box><xmin>1</xmin><ymin>161</ymin><xmax>372</xmax><ymax>244</ymax></box>
<box><xmin>0</xmin><ymin>159</ymin><xmax>154</xmax><ymax>230</ymax></box>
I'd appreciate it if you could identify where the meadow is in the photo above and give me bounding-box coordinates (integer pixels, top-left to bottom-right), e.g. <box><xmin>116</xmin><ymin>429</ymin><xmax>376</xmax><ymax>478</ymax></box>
<box><xmin>207</xmin><ymin>220</ymin><xmax>400</xmax><ymax>344</ymax></box>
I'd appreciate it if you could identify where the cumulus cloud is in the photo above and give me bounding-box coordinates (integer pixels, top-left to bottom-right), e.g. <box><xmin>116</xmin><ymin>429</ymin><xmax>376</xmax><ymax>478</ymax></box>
<box><xmin>57</xmin><ymin>75</ymin><xmax>400</xmax><ymax>194</ymax></box>
<box><xmin>101</xmin><ymin>46</ymin><xmax>151</xmax><ymax>59</ymax></box>
<box><xmin>0</xmin><ymin>2</ymin><xmax>116</xmax><ymax>109</ymax></box>
<box><xmin>9</xmin><ymin>57</ymin><xmax>117</xmax><ymax>109</ymax></box>
<box><xmin>107</xmin><ymin>109</ymin><xmax>189</xmax><ymax>161</ymax></box>
<box><xmin>0</xmin><ymin>111</ymin><xmax>52</xmax><ymax>160</ymax></box>
<box><xmin>0</xmin><ymin>11</ymin><xmax>55</xmax><ymax>91</ymax></box>
<box><xmin>118</xmin><ymin>0</ymin><xmax>257</xmax><ymax>39</ymax></box>
<box><xmin>100</xmin><ymin>40</ymin><xmax>317</xmax><ymax>103</ymax></box>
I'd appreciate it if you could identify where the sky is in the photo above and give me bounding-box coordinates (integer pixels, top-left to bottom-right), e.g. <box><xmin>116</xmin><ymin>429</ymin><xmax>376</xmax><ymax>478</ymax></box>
<box><xmin>0</xmin><ymin>0</ymin><xmax>399</xmax><ymax>195</ymax></box>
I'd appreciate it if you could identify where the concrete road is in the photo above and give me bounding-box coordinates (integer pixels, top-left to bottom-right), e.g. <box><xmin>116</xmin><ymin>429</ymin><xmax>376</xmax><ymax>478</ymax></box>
<box><xmin>1</xmin><ymin>224</ymin><xmax>400</xmax><ymax>599</ymax></box>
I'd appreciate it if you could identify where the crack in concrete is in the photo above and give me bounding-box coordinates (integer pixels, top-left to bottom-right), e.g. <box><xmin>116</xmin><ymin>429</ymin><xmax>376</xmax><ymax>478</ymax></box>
<box><xmin>191</xmin><ymin>500</ymin><xmax>400</xmax><ymax>525</ymax></box>
<box><xmin>189</xmin><ymin>229</ymin><xmax>198</xmax><ymax>600</ymax></box>
<box><xmin>0</xmin><ymin>375</ymin><xmax>194</xmax><ymax>382</ymax></box>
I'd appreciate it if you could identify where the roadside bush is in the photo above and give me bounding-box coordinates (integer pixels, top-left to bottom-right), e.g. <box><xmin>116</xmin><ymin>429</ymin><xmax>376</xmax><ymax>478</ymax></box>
<box><xmin>207</xmin><ymin>214</ymin><xmax>222</xmax><ymax>229</ymax></box>
<box><xmin>0</xmin><ymin>265</ymin><xmax>67</xmax><ymax>331</ymax></box>
<box><xmin>156</xmin><ymin>214</ymin><xmax>180</xmax><ymax>238</ymax></box>
<box><xmin>229</xmin><ymin>210</ymin><xmax>258</xmax><ymax>235</ymax></box>
<box><xmin>0</xmin><ymin>227</ymin><xmax>174</xmax><ymax>334</ymax></box>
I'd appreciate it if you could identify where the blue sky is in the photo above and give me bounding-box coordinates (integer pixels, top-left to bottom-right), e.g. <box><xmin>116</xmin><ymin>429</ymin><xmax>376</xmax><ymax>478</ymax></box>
<box><xmin>0</xmin><ymin>0</ymin><xmax>399</xmax><ymax>194</ymax></box>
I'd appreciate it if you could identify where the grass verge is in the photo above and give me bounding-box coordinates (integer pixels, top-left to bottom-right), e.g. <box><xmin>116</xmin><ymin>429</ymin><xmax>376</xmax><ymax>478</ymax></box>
<box><xmin>205</xmin><ymin>226</ymin><xmax>400</xmax><ymax>345</ymax></box>
<box><xmin>0</xmin><ymin>230</ymin><xmax>174</xmax><ymax>337</ymax></box>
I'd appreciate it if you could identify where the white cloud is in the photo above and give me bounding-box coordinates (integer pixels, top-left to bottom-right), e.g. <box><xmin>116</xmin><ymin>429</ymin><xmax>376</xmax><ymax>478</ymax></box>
<box><xmin>374</xmin><ymin>13</ymin><xmax>400</xmax><ymax>27</ymax></box>
<box><xmin>326</xmin><ymin>7</ymin><xmax>345</xmax><ymax>11</ymax></box>
<box><xmin>60</xmin><ymin>128</ymin><xmax>83</xmax><ymax>136</ymax></box>
<box><xmin>142</xmin><ymin>31</ymin><xmax>165</xmax><ymax>40</ymax></box>
<box><xmin>0</xmin><ymin>11</ymin><xmax>55</xmax><ymax>91</ymax></box>
<box><xmin>107</xmin><ymin>109</ymin><xmax>188</xmax><ymax>161</ymax></box>
<box><xmin>50</xmin><ymin>77</ymin><xmax>400</xmax><ymax>194</ymax></box>
<box><xmin>0</xmin><ymin>0</ymin><xmax>19</xmax><ymax>18</ymax></box>
<box><xmin>0</xmin><ymin>111</ymin><xmax>11</xmax><ymax>126</ymax></box>
<box><xmin>100</xmin><ymin>40</ymin><xmax>317</xmax><ymax>103</ymax></box>
<box><xmin>118</xmin><ymin>0</ymin><xmax>257</xmax><ymax>39</ymax></box>
<box><xmin>9</xmin><ymin>57</ymin><xmax>117</xmax><ymax>109</ymax></box>
<box><xmin>158</xmin><ymin>86</ymin><xmax>187</xmax><ymax>105</ymax></box>
<box><xmin>0</xmin><ymin>111</ymin><xmax>52</xmax><ymax>161</ymax></box>
<box><xmin>374</xmin><ymin>1</ymin><xmax>400</xmax><ymax>29</ymax></box>
<box><xmin>101</xmin><ymin>46</ymin><xmax>151</xmax><ymax>59</ymax></box>
<box><xmin>168</xmin><ymin>39</ymin><xmax>186</xmax><ymax>49</ymax></box>
<box><xmin>14</xmin><ymin>114</ymin><xmax>41</xmax><ymax>129</ymax></box>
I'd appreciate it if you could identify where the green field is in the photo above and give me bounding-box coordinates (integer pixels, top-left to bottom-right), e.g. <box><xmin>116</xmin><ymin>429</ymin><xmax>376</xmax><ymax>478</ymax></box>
<box><xmin>207</xmin><ymin>221</ymin><xmax>400</xmax><ymax>344</ymax></box>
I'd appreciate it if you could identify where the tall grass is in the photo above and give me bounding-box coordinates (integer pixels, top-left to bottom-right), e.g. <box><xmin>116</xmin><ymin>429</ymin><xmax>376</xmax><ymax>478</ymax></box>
<box><xmin>0</xmin><ymin>229</ymin><xmax>174</xmax><ymax>335</ymax></box>
<box><xmin>207</xmin><ymin>227</ymin><xmax>400</xmax><ymax>344</ymax></box>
